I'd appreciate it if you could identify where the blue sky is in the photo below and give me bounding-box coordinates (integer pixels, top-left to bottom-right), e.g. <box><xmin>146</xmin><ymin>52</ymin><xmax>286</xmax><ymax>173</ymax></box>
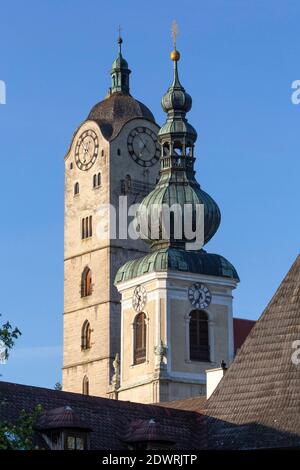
<box><xmin>0</xmin><ymin>0</ymin><xmax>299</xmax><ymax>388</ymax></box>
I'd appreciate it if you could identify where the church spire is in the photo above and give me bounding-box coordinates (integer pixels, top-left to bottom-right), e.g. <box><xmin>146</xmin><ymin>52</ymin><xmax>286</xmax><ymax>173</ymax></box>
<box><xmin>136</xmin><ymin>24</ymin><xmax>221</xmax><ymax>250</ymax></box>
<box><xmin>110</xmin><ymin>29</ymin><xmax>131</xmax><ymax>94</ymax></box>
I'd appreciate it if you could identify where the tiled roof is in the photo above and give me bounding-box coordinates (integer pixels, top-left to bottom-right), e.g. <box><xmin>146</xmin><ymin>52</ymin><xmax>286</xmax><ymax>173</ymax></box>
<box><xmin>123</xmin><ymin>419</ymin><xmax>175</xmax><ymax>444</ymax></box>
<box><xmin>157</xmin><ymin>396</ymin><xmax>207</xmax><ymax>412</ymax></box>
<box><xmin>204</xmin><ymin>254</ymin><xmax>300</xmax><ymax>449</ymax></box>
<box><xmin>35</xmin><ymin>406</ymin><xmax>92</xmax><ymax>431</ymax></box>
<box><xmin>87</xmin><ymin>92</ymin><xmax>155</xmax><ymax>141</ymax></box>
<box><xmin>0</xmin><ymin>381</ymin><xmax>202</xmax><ymax>450</ymax></box>
<box><xmin>233</xmin><ymin>317</ymin><xmax>256</xmax><ymax>354</ymax></box>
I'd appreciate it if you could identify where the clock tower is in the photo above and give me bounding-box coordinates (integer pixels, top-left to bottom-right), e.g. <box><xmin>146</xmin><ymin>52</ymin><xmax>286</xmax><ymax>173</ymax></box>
<box><xmin>62</xmin><ymin>37</ymin><xmax>160</xmax><ymax>397</ymax></box>
<box><xmin>115</xmin><ymin>43</ymin><xmax>239</xmax><ymax>404</ymax></box>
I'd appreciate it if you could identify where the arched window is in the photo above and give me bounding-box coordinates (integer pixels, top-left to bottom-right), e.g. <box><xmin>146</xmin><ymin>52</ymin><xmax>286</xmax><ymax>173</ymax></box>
<box><xmin>117</xmin><ymin>148</ymin><xmax>121</xmax><ymax>156</ymax></box>
<box><xmin>162</xmin><ymin>142</ymin><xmax>170</xmax><ymax>156</ymax></box>
<box><xmin>81</xmin><ymin>216</ymin><xmax>92</xmax><ymax>239</ymax></box>
<box><xmin>81</xmin><ymin>267</ymin><xmax>92</xmax><ymax>297</ymax></box>
<box><xmin>82</xmin><ymin>376</ymin><xmax>89</xmax><ymax>395</ymax></box>
<box><xmin>189</xmin><ymin>310</ymin><xmax>210</xmax><ymax>362</ymax></box>
<box><xmin>74</xmin><ymin>182</ymin><xmax>79</xmax><ymax>195</ymax></box>
<box><xmin>134</xmin><ymin>312</ymin><xmax>147</xmax><ymax>365</ymax></box>
<box><xmin>81</xmin><ymin>320</ymin><xmax>91</xmax><ymax>350</ymax></box>
<box><xmin>93</xmin><ymin>173</ymin><xmax>101</xmax><ymax>189</ymax></box>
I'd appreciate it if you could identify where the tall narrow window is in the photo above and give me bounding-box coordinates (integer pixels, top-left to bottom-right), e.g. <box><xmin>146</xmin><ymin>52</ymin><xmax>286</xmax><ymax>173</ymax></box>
<box><xmin>81</xmin><ymin>267</ymin><xmax>92</xmax><ymax>297</ymax></box>
<box><xmin>81</xmin><ymin>320</ymin><xmax>91</xmax><ymax>350</ymax></box>
<box><xmin>82</xmin><ymin>376</ymin><xmax>89</xmax><ymax>395</ymax></box>
<box><xmin>81</xmin><ymin>216</ymin><xmax>92</xmax><ymax>239</ymax></box>
<box><xmin>189</xmin><ymin>310</ymin><xmax>210</xmax><ymax>362</ymax></box>
<box><xmin>74</xmin><ymin>182</ymin><xmax>79</xmax><ymax>195</ymax></box>
<box><xmin>93</xmin><ymin>173</ymin><xmax>101</xmax><ymax>188</ymax></box>
<box><xmin>125</xmin><ymin>174</ymin><xmax>132</xmax><ymax>193</ymax></box>
<box><xmin>134</xmin><ymin>312</ymin><xmax>147</xmax><ymax>364</ymax></box>
<box><xmin>89</xmin><ymin>216</ymin><xmax>92</xmax><ymax>237</ymax></box>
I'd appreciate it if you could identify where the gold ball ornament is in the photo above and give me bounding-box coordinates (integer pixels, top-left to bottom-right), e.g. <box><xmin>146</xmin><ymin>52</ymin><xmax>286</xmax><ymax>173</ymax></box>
<box><xmin>170</xmin><ymin>49</ymin><xmax>180</xmax><ymax>61</ymax></box>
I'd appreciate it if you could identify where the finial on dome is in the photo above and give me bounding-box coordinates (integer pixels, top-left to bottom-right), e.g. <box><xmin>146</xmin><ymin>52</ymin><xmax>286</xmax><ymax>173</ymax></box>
<box><xmin>171</xmin><ymin>20</ymin><xmax>180</xmax><ymax>61</ymax></box>
<box><xmin>118</xmin><ymin>25</ymin><xmax>123</xmax><ymax>53</ymax></box>
<box><xmin>110</xmin><ymin>27</ymin><xmax>131</xmax><ymax>95</ymax></box>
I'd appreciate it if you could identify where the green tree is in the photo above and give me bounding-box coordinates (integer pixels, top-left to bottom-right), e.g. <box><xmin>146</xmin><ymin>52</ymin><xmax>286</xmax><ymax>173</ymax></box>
<box><xmin>0</xmin><ymin>314</ymin><xmax>21</xmax><ymax>362</ymax></box>
<box><xmin>0</xmin><ymin>404</ymin><xmax>43</xmax><ymax>450</ymax></box>
<box><xmin>0</xmin><ymin>315</ymin><xmax>43</xmax><ymax>450</ymax></box>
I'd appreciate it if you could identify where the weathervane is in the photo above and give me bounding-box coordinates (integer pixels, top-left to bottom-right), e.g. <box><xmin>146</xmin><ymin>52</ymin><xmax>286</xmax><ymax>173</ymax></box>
<box><xmin>171</xmin><ymin>20</ymin><xmax>180</xmax><ymax>61</ymax></box>
<box><xmin>118</xmin><ymin>24</ymin><xmax>123</xmax><ymax>53</ymax></box>
<box><xmin>171</xmin><ymin>20</ymin><xmax>178</xmax><ymax>50</ymax></box>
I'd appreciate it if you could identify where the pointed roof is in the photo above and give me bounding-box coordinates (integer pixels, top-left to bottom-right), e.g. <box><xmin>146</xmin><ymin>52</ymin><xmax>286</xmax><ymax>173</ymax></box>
<box><xmin>204</xmin><ymin>254</ymin><xmax>300</xmax><ymax>449</ymax></box>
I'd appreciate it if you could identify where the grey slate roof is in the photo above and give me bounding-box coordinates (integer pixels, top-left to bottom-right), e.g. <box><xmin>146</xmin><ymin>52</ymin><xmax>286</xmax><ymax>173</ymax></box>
<box><xmin>204</xmin><ymin>254</ymin><xmax>300</xmax><ymax>449</ymax></box>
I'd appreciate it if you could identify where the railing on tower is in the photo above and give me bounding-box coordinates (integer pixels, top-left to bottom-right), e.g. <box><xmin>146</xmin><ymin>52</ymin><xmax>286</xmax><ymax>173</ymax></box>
<box><xmin>121</xmin><ymin>178</ymin><xmax>155</xmax><ymax>197</ymax></box>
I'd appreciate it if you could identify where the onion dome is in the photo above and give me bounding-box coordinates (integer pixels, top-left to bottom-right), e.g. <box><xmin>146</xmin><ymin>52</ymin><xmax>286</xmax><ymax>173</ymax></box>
<box><xmin>109</xmin><ymin>36</ymin><xmax>131</xmax><ymax>94</ymax></box>
<box><xmin>135</xmin><ymin>47</ymin><xmax>220</xmax><ymax>250</ymax></box>
<box><xmin>159</xmin><ymin>51</ymin><xmax>196</xmax><ymax>142</ymax></box>
<box><xmin>87</xmin><ymin>36</ymin><xmax>155</xmax><ymax>140</ymax></box>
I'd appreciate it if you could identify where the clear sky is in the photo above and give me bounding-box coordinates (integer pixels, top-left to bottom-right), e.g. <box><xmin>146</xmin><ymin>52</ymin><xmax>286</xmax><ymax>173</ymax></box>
<box><xmin>0</xmin><ymin>0</ymin><xmax>299</xmax><ymax>389</ymax></box>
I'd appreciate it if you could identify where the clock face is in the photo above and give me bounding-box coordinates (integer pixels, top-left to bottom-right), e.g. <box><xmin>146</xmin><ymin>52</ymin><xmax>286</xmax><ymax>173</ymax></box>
<box><xmin>127</xmin><ymin>127</ymin><xmax>160</xmax><ymax>167</ymax></box>
<box><xmin>188</xmin><ymin>283</ymin><xmax>212</xmax><ymax>309</ymax></box>
<box><xmin>132</xmin><ymin>285</ymin><xmax>147</xmax><ymax>312</ymax></box>
<box><xmin>75</xmin><ymin>129</ymin><xmax>99</xmax><ymax>171</ymax></box>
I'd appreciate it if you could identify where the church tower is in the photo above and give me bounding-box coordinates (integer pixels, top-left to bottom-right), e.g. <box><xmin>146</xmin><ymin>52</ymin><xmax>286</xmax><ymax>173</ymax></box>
<box><xmin>115</xmin><ymin>41</ymin><xmax>239</xmax><ymax>404</ymax></box>
<box><xmin>62</xmin><ymin>37</ymin><xmax>160</xmax><ymax>397</ymax></box>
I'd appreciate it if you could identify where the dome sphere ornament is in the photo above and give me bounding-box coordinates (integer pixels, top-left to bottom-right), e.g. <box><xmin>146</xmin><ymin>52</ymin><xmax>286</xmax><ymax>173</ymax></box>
<box><xmin>170</xmin><ymin>49</ymin><xmax>180</xmax><ymax>61</ymax></box>
<box><xmin>132</xmin><ymin>285</ymin><xmax>147</xmax><ymax>312</ymax></box>
<box><xmin>188</xmin><ymin>283</ymin><xmax>212</xmax><ymax>309</ymax></box>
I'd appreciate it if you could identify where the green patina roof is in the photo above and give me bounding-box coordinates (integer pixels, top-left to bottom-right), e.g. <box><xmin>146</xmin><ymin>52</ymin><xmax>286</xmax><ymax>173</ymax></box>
<box><xmin>115</xmin><ymin>248</ymin><xmax>239</xmax><ymax>284</ymax></box>
<box><xmin>114</xmin><ymin>49</ymin><xmax>238</xmax><ymax>285</ymax></box>
<box><xmin>136</xmin><ymin>170</ymin><xmax>221</xmax><ymax>247</ymax></box>
<box><xmin>111</xmin><ymin>53</ymin><xmax>129</xmax><ymax>71</ymax></box>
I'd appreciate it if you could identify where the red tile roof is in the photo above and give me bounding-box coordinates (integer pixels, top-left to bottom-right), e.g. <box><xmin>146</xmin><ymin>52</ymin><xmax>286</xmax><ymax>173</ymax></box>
<box><xmin>0</xmin><ymin>381</ymin><xmax>203</xmax><ymax>450</ymax></box>
<box><xmin>233</xmin><ymin>317</ymin><xmax>256</xmax><ymax>354</ymax></box>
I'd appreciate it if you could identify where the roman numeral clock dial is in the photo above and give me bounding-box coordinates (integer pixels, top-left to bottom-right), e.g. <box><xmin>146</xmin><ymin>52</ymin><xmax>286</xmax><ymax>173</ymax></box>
<box><xmin>127</xmin><ymin>127</ymin><xmax>160</xmax><ymax>167</ymax></box>
<box><xmin>75</xmin><ymin>129</ymin><xmax>99</xmax><ymax>171</ymax></box>
<box><xmin>188</xmin><ymin>283</ymin><xmax>212</xmax><ymax>309</ymax></box>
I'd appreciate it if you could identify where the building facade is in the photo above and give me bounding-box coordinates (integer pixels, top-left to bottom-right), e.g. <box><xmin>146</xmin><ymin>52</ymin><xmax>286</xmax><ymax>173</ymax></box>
<box><xmin>62</xmin><ymin>38</ymin><xmax>160</xmax><ymax>397</ymax></box>
<box><xmin>63</xmin><ymin>37</ymin><xmax>239</xmax><ymax>403</ymax></box>
<box><xmin>115</xmin><ymin>46</ymin><xmax>239</xmax><ymax>403</ymax></box>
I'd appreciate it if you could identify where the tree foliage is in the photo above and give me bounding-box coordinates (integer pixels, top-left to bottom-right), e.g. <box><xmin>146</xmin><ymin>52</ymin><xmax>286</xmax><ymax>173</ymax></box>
<box><xmin>0</xmin><ymin>404</ymin><xmax>43</xmax><ymax>450</ymax></box>
<box><xmin>0</xmin><ymin>314</ymin><xmax>21</xmax><ymax>361</ymax></box>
